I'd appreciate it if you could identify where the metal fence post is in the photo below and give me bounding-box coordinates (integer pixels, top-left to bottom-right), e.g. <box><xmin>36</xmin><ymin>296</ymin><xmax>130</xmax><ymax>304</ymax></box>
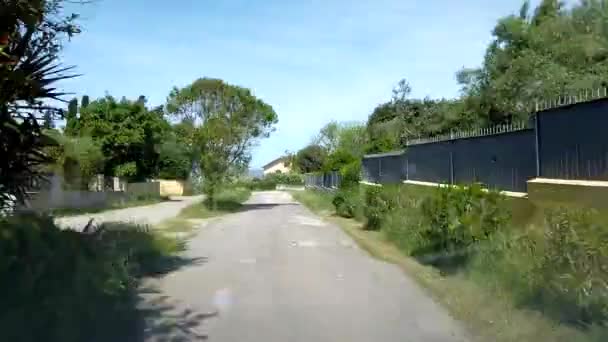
<box><xmin>534</xmin><ymin>113</ymin><xmax>541</xmax><ymax>177</ymax></box>
<box><xmin>449</xmin><ymin>151</ymin><xmax>454</xmax><ymax>184</ymax></box>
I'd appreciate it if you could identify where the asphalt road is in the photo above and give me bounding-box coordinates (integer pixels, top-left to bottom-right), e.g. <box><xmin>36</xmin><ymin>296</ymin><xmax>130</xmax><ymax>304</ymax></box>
<box><xmin>139</xmin><ymin>191</ymin><xmax>469</xmax><ymax>342</ymax></box>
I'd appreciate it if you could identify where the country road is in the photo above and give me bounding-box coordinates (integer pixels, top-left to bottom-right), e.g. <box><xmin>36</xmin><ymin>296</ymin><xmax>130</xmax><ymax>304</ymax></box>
<box><xmin>55</xmin><ymin>195</ymin><xmax>204</xmax><ymax>230</ymax></box>
<box><xmin>137</xmin><ymin>191</ymin><xmax>469</xmax><ymax>342</ymax></box>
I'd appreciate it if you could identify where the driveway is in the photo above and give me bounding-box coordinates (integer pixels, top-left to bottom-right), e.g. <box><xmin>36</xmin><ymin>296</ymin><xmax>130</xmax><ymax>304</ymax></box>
<box><xmin>138</xmin><ymin>191</ymin><xmax>469</xmax><ymax>342</ymax></box>
<box><xmin>55</xmin><ymin>195</ymin><xmax>204</xmax><ymax>230</ymax></box>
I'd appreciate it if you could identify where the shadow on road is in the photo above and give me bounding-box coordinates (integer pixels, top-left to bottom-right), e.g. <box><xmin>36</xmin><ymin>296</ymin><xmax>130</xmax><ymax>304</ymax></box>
<box><xmin>239</xmin><ymin>202</ymin><xmax>300</xmax><ymax>212</ymax></box>
<box><xmin>129</xmin><ymin>286</ymin><xmax>216</xmax><ymax>342</ymax></box>
<box><xmin>111</xmin><ymin>256</ymin><xmax>211</xmax><ymax>342</ymax></box>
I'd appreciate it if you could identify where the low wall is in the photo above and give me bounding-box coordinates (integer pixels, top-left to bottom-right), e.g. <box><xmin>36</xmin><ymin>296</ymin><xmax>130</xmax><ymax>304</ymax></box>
<box><xmin>155</xmin><ymin>179</ymin><xmax>191</xmax><ymax>197</ymax></box>
<box><xmin>24</xmin><ymin>190</ymin><xmax>128</xmax><ymax>211</ymax></box>
<box><xmin>528</xmin><ymin>178</ymin><xmax>608</xmax><ymax>210</ymax></box>
<box><xmin>126</xmin><ymin>181</ymin><xmax>161</xmax><ymax>198</ymax></box>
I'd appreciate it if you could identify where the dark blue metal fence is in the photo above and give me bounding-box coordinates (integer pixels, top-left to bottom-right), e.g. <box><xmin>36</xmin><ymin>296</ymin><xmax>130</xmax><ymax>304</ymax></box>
<box><xmin>304</xmin><ymin>171</ymin><xmax>342</xmax><ymax>189</ymax></box>
<box><xmin>350</xmin><ymin>94</ymin><xmax>608</xmax><ymax>193</ymax></box>
<box><xmin>365</xmin><ymin>128</ymin><xmax>536</xmax><ymax>192</ymax></box>
<box><xmin>537</xmin><ymin>98</ymin><xmax>608</xmax><ymax>180</ymax></box>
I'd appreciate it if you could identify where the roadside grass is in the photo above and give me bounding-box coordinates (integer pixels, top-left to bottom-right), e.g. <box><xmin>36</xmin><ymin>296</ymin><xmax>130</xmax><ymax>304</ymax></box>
<box><xmin>289</xmin><ymin>189</ymin><xmax>334</xmax><ymax>216</ymax></box>
<box><xmin>291</xmin><ymin>189</ymin><xmax>601</xmax><ymax>342</ymax></box>
<box><xmin>179</xmin><ymin>187</ymin><xmax>251</xmax><ymax>219</ymax></box>
<box><xmin>154</xmin><ymin>186</ymin><xmax>253</xmax><ymax>239</ymax></box>
<box><xmin>0</xmin><ymin>213</ymin><xmax>194</xmax><ymax>342</ymax></box>
<box><xmin>50</xmin><ymin>195</ymin><xmax>170</xmax><ymax>217</ymax></box>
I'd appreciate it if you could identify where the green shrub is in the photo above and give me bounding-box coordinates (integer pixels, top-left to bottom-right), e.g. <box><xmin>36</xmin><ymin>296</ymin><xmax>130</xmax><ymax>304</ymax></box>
<box><xmin>0</xmin><ymin>213</ymin><xmax>183</xmax><ymax>342</ymax></box>
<box><xmin>530</xmin><ymin>208</ymin><xmax>608</xmax><ymax>325</ymax></box>
<box><xmin>332</xmin><ymin>187</ymin><xmax>363</xmax><ymax>219</ymax></box>
<box><xmin>269</xmin><ymin>173</ymin><xmax>304</xmax><ymax>185</ymax></box>
<box><xmin>363</xmin><ymin>186</ymin><xmax>395</xmax><ymax>230</ymax></box>
<box><xmin>339</xmin><ymin>160</ymin><xmax>361</xmax><ymax>188</ymax></box>
<box><xmin>414</xmin><ymin>184</ymin><xmax>510</xmax><ymax>256</ymax></box>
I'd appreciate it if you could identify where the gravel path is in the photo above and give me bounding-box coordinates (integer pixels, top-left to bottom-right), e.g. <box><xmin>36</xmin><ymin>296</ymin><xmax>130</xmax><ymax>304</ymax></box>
<box><xmin>138</xmin><ymin>191</ymin><xmax>470</xmax><ymax>342</ymax></box>
<box><xmin>55</xmin><ymin>195</ymin><xmax>204</xmax><ymax>230</ymax></box>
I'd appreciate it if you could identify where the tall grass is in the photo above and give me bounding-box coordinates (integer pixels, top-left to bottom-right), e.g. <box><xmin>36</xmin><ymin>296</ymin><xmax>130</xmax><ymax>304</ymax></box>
<box><xmin>180</xmin><ymin>186</ymin><xmax>251</xmax><ymax>219</ymax></box>
<box><xmin>0</xmin><ymin>213</ymin><xmax>188</xmax><ymax>342</ymax></box>
<box><xmin>312</xmin><ymin>183</ymin><xmax>608</xmax><ymax>340</ymax></box>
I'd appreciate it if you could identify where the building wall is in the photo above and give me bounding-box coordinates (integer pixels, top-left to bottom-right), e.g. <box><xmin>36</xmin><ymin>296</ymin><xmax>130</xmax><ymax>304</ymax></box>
<box><xmin>263</xmin><ymin>162</ymin><xmax>291</xmax><ymax>175</ymax></box>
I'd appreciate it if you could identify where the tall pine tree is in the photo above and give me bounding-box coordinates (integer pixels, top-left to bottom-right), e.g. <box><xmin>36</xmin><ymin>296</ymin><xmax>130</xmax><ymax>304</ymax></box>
<box><xmin>65</xmin><ymin>98</ymin><xmax>79</xmax><ymax>136</ymax></box>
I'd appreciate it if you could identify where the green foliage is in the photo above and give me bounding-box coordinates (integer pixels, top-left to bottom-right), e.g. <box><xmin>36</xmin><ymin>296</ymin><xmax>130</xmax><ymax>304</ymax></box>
<box><xmin>523</xmin><ymin>208</ymin><xmax>608</xmax><ymax>325</ymax></box>
<box><xmin>416</xmin><ymin>185</ymin><xmax>510</xmax><ymax>258</ymax></box>
<box><xmin>332</xmin><ymin>187</ymin><xmax>363</xmax><ymax>219</ymax></box>
<box><xmin>80</xmin><ymin>95</ymin><xmax>90</xmax><ymax>109</ymax></box>
<box><xmin>323</xmin><ymin>149</ymin><xmax>357</xmax><ymax>172</ymax></box>
<box><xmin>0</xmin><ymin>213</ymin><xmax>184</xmax><ymax>342</ymax></box>
<box><xmin>363</xmin><ymin>186</ymin><xmax>395</xmax><ymax>230</ymax></box>
<box><xmin>64</xmin><ymin>98</ymin><xmax>79</xmax><ymax>136</ymax></box>
<box><xmin>339</xmin><ymin>160</ymin><xmax>362</xmax><ymax>188</ymax></box>
<box><xmin>180</xmin><ymin>186</ymin><xmax>251</xmax><ymax>218</ymax></box>
<box><xmin>268</xmin><ymin>172</ymin><xmax>304</xmax><ymax>185</ymax></box>
<box><xmin>45</xmin><ymin>130</ymin><xmax>104</xmax><ymax>189</ymax></box>
<box><xmin>457</xmin><ymin>0</ymin><xmax>608</xmax><ymax>123</ymax></box>
<box><xmin>78</xmin><ymin>96</ymin><xmax>170</xmax><ymax>181</ymax></box>
<box><xmin>295</xmin><ymin>144</ymin><xmax>326</xmax><ymax>173</ymax></box>
<box><xmin>0</xmin><ymin>0</ymin><xmax>81</xmax><ymax>208</ymax></box>
<box><xmin>166</xmin><ymin>78</ymin><xmax>278</xmax><ymax>203</ymax></box>
<box><xmin>114</xmin><ymin>162</ymin><xmax>137</xmax><ymax>178</ymax></box>
<box><xmin>238</xmin><ymin>173</ymin><xmax>304</xmax><ymax>191</ymax></box>
<box><xmin>157</xmin><ymin>138</ymin><xmax>191</xmax><ymax>180</ymax></box>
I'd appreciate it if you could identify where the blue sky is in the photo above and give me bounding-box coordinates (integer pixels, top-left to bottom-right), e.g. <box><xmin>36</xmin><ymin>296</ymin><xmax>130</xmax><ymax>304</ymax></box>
<box><xmin>60</xmin><ymin>0</ymin><xmax>539</xmax><ymax>168</ymax></box>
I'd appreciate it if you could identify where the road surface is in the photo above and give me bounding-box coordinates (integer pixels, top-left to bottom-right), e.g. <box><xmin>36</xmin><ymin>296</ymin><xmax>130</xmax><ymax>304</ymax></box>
<box><xmin>138</xmin><ymin>191</ymin><xmax>469</xmax><ymax>342</ymax></box>
<box><xmin>56</xmin><ymin>195</ymin><xmax>204</xmax><ymax>230</ymax></box>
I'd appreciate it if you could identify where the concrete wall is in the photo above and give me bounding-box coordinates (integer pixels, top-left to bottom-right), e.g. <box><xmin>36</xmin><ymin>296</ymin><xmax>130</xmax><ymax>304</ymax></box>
<box><xmin>23</xmin><ymin>174</ymin><xmax>129</xmax><ymax>211</ymax></box>
<box><xmin>528</xmin><ymin>178</ymin><xmax>608</xmax><ymax>210</ymax></box>
<box><xmin>126</xmin><ymin>181</ymin><xmax>161</xmax><ymax>198</ymax></box>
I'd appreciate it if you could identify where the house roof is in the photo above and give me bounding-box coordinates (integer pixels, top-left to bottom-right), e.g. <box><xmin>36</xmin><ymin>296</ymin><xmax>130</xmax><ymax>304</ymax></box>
<box><xmin>262</xmin><ymin>156</ymin><xmax>288</xmax><ymax>170</ymax></box>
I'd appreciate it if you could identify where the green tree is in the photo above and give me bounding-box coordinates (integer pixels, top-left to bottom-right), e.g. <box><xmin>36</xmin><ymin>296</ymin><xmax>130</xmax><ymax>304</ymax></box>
<box><xmin>0</xmin><ymin>0</ymin><xmax>81</xmax><ymax>208</ymax></box>
<box><xmin>157</xmin><ymin>129</ymin><xmax>192</xmax><ymax>180</ymax></box>
<box><xmin>80</xmin><ymin>95</ymin><xmax>90</xmax><ymax>109</ymax></box>
<box><xmin>64</xmin><ymin>97</ymin><xmax>78</xmax><ymax>135</ymax></box>
<box><xmin>79</xmin><ymin>96</ymin><xmax>170</xmax><ymax>181</ymax></box>
<box><xmin>314</xmin><ymin>121</ymin><xmax>340</xmax><ymax>153</ymax></box>
<box><xmin>295</xmin><ymin>144</ymin><xmax>326</xmax><ymax>173</ymax></box>
<box><xmin>166</xmin><ymin>78</ymin><xmax>278</xmax><ymax>204</ymax></box>
<box><xmin>457</xmin><ymin>0</ymin><xmax>608</xmax><ymax>123</ymax></box>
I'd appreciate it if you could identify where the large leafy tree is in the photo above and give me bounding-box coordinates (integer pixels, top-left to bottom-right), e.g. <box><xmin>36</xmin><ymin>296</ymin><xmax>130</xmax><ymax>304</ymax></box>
<box><xmin>458</xmin><ymin>0</ymin><xmax>608</xmax><ymax>123</ymax></box>
<box><xmin>166</xmin><ymin>78</ymin><xmax>278</xmax><ymax>203</ymax></box>
<box><xmin>0</xmin><ymin>0</ymin><xmax>81</xmax><ymax>208</ymax></box>
<box><xmin>295</xmin><ymin>144</ymin><xmax>327</xmax><ymax>173</ymax></box>
<box><xmin>365</xmin><ymin>79</ymin><xmax>469</xmax><ymax>153</ymax></box>
<box><xmin>78</xmin><ymin>96</ymin><xmax>170</xmax><ymax>181</ymax></box>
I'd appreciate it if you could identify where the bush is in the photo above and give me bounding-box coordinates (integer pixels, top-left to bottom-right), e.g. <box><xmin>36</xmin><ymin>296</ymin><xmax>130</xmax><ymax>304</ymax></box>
<box><xmin>416</xmin><ymin>184</ymin><xmax>510</xmax><ymax>257</ymax></box>
<box><xmin>529</xmin><ymin>208</ymin><xmax>608</xmax><ymax>325</ymax></box>
<box><xmin>0</xmin><ymin>213</ymin><xmax>183</xmax><ymax>342</ymax></box>
<box><xmin>332</xmin><ymin>187</ymin><xmax>363</xmax><ymax>219</ymax></box>
<box><xmin>339</xmin><ymin>160</ymin><xmax>361</xmax><ymax>188</ymax></box>
<box><xmin>268</xmin><ymin>173</ymin><xmax>304</xmax><ymax>186</ymax></box>
<box><xmin>363</xmin><ymin>186</ymin><xmax>395</xmax><ymax>230</ymax></box>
